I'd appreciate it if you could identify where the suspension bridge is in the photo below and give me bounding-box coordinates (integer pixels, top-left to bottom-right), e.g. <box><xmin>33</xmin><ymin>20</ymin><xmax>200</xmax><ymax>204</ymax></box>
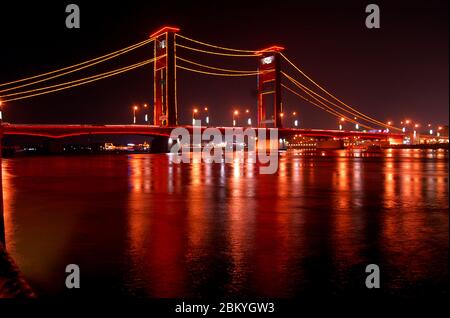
<box><xmin>0</xmin><ymin>25</ymin><xmax>411</xmax><ymax>245</ymax></box>
<box><xmin>0</xmin><ymin>26</ymin><xmax>404</xmax><ymax>148</ymax></box>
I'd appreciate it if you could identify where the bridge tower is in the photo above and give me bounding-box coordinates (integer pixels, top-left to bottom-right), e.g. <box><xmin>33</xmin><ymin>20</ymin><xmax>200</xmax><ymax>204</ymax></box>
<box><xmin>151</xmin><ymin>26</ymin><xmax>180</xmax><ymax>127</ymax></box>
<box><xmin>255</xmin><ymin>46</ymin><xmax>284</xmax><ymax>128</ymax></box>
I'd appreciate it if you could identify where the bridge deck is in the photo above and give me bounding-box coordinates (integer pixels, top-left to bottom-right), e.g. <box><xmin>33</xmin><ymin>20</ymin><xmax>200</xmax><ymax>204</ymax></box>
<box><xmin>0</xmin><ymin>124</ymin><xmax>403</xmax><ymax>140</ymax></box>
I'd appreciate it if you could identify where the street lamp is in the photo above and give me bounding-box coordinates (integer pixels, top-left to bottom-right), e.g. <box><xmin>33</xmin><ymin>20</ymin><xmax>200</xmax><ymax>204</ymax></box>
<box><xmin>133</xmin><ymin>105</ymin><xmax>138</xmax><ymax>124</ymax></box>
<box><xmin>192</xmin><ymin>108</ymin><xmax>198</xmax><ymax>125</ymax></box>
<box><xmin>204</xmin><ymin>107</ymin><xmax>209</xmax><ymax>125</ymax></box>
<box><xmin>339</xmin><ymin>117</ymin><xmax>345</xmax><ymax>130</ymax></box>
<box><xmin>293</xmin><ymin>112</ymin><xmax>299</xmax><ymax>127</ymax></box>
<box><xmin>143</xmin><ymin>104</ymin><xmax>149</xmax><ymax>123</ymax></box>
<box><xmin>403</xmin><ymin>119</ymin><xmax>412</xmax><ymax>133</ymax></box>
<box><xmin>144</xmin><ymin>104</ymin><xmax>148</xmax><ymax>123</ymax></box>
<box><xmin>413</xmin><ymin>123</ymin><xmax>419</xmax><ymax>140</ymax></box>
<box><xmin>246</xmin><ymin>109</ymin><xmax>251</xmax><ymax>126</ymax></box>
<box><xmin>353</xmin><ymin>117</ymin><xmax>359</xmax><ymax>130</ymax></box>
<box><xmin>233</xmin><ymin>110</ymin><xmax>239</xmax><ymax>127</ymax></box>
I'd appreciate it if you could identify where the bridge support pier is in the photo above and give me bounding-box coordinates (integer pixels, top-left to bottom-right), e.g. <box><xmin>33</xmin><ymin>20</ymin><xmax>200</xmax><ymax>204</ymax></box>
<box><xmin>150</xmin><ymin>136</ymin><xmax>177</xmax><ymax>153</ymax></box>
<box><xmin>43</xmin><ymin>140</ymin><xmax>64</xmax><ymax>154</ymax></box>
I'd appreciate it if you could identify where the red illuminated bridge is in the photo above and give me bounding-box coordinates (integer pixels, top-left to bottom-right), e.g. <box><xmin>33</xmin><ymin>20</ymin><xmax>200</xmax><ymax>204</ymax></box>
<box><xmin>0</xmin><ymin>124</ymin><xmax>403</xmax><ymax>141</ymax></box>
<box><xmin>0</xmin><ymin>25</ymin><xmax>409</xmax><ymax>154</ymax></box>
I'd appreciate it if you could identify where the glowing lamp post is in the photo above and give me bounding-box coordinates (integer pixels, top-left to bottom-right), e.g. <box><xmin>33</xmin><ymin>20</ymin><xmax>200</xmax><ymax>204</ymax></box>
<box><xmin>385</xmin><ymin>121</ymin><xmax>392</xmax><ymax>133</ymax></box>
<box><xmin>413</xmin><ymin>123</ymin><xmax>419</xmax><ymax>140</ymax></box>
<box><xmin>339</xmin><ymin>117</ymin><xmax>345</xmax><ymax>130</ymax></box>
<box><xmin>144</xmin><ymin>104</ymin><xmax>149</xmax><ymax>123</ymax></box>
<box><xmin>133</xmin><ymin>105</ymin><xmax>138</xmax><ymax>124</ymax></box>
<box><xmin>204</xmin><ymin>107</ymin><xmax>209</xmax><ymax>125</ymax></box>
<box><xmin>353</xmin><ymin>117</ymin><xmax>359</xmax><ymax>130</ymax></box>
<box><xmin>293</xmin><ymin>112</ymin><xmax>299</xmax><ymax>127</ymax></box>
<box><xmin>246</xmin><ymin>109</ymin><xmax>251</xmax><ymax>126</ymax></box>
<box><xmin>233</xmin><ymin>110</ymin><xmax>239</xmax><ymax>127</ymax></box>
<box><xmin>192</xmin><ymin>108</ymin><xmax>198</xmax><ymax>125</ymax></box>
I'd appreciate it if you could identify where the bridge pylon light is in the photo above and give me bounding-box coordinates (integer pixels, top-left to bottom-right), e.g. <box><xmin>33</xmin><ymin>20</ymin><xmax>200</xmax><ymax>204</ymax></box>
<box><xmin>255</xmin><ymin>46</ymin><xmax>284</xmax><ymax>128</ymax></box>
<box><xmin>151</xmin><ymin>26</ymin><xmax>180</xmax><ymax>127</ymax></box>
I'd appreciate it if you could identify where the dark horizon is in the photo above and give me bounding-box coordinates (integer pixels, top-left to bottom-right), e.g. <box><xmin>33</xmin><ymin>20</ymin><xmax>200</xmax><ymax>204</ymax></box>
<box><xmin>0</xmin><ymin>0</ymin><xmax>448</xmax><ymax>128</ymax></box>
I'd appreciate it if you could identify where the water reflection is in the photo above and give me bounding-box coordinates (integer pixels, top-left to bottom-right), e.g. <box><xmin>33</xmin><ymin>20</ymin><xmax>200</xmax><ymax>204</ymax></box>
<box><xmin>2</xmin><ymin>149</ymin><xmax>448</xmax><ymax>298</ymax></box>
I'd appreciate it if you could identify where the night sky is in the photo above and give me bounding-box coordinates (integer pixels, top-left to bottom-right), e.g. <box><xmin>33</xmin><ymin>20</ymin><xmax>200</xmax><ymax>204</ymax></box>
<box><xmin>0</xmin><ymin>0</ymin><xmax>448</xmax><ymax>129</ymax></box>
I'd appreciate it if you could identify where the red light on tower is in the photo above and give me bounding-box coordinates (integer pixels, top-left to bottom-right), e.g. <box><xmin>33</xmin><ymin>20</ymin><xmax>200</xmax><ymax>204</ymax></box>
<box><xmin>150</xmin><ymin>26</ymin><xmax>180</xmax><ymax>38</ymax></box>
<box><xmin>255</xmin><ymin>46</ymin><xmax>285</xmax><ymax>56</ymax></box>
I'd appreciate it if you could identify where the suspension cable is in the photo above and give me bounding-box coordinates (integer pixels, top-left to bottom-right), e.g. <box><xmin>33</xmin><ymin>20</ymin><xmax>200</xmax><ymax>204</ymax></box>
<box><xmin>1</xmin><ymin>57</ymin><xmax>161</xmax><ymax>98</ymax></box>
<box><xmin>282</xmin><ymin>84</ymin><xmax>359</xmax><ymax>127</ymax></box>
<box><xmin>281</xmin><ymin>81</ymin><xmax>374</xmax><ymax>130</ymax></box>
<box><xmin>176</xmin><ymin>65</ymin><xmax>259</xmax><ymax>77</ymax></box>
<box><xmin>175</xmin><ymin>34</ymin><xmax>258</xmax><ymax>53</ymax></box>
<box><xmin>0</xmin><ymin>38</ymin><xmax>154</xmax><ymax>89</ymax></box>
<box><xmin>0</xmin><ymin>39</ymin><xmax>154</xmax><ymax>94</ymax></box>
<box><xmin>282</xmin><ymin>72</ymin><xmax>382</xmax><ymax>129</ymax></box>
<box><xmin>280</xmin><ymin>53</ymin><xmax>400</xmax><ymax>131</ymax></box>
<box><xmin>176</xmin><ymin>57</ymin><xmax>256</xmax><ymax>73</ymax></box>
<box><xmin>2</xmin><ymin>58</ymin><xmax>155</xmax><ymax>102</ymax></box>
<box><xmin>283</xmin><ymin>76</ymin><xmax>374</xmax><ymax>130</ymax></box>
<box><xmin>176</xmin><ymin>44</ymin><xmax>256</xmax><ymax>57</ymax></box>
<box><xmin>282</xmin><ymin>84</ymin><xmax>375</xmax><ymax>130</ymax></box>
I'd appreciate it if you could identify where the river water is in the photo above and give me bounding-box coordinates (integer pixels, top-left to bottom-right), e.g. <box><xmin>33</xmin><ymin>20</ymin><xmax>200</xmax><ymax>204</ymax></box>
<box><xmin>1</xmin><ymin>149</ymin><xmax>448</xmax><ymax>298</ymax></box>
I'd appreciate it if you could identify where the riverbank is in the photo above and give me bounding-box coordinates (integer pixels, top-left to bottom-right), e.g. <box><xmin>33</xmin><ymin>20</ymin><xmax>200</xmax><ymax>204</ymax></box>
<box><xmin>387</xmin><ymin>143</ymin><xmax>449</xmax><ymax>149</ymax></box>
<box><xmin>0</xmin><ymin>244</ymin><xmax>35</xmax><ymax>298</ymax></box>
